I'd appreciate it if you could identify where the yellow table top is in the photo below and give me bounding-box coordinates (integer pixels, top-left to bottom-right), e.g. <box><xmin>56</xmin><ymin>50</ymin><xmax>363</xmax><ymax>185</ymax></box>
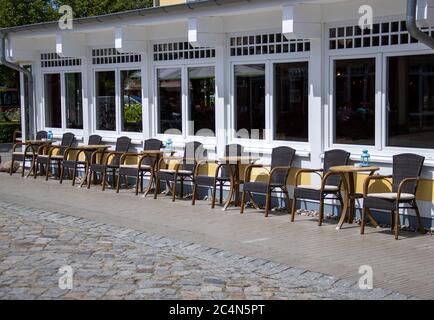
<box><xmin>329</xmin><ymin>165</ymin><xmax>380</xmax><ymax>173</ymax></box>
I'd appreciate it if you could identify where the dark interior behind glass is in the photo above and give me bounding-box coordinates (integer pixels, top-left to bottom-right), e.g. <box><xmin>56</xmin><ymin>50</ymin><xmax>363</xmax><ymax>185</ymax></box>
<box><xmin>158</xmin><ymin>68</ymin><xmax>182</xmax><ymax>135</ymax></box>
<box><xmin>65</xmin><ymin>73</ymin><xmax>83</xmax><ymax>129</ymax></box>
<box><xmin>121</xmin><ymin>70</ymin><xmax>142</xmax><ymax>133</ymax></box>
<box><xmin>388</xmin><ymin>54</ymin><xmax>434</xmax><ymax>149</ymax></box>
<box><xmin>44</xmin><ymin>73</ymin><xmax>61</xmax><ymax>128</ymax></box>
<box><xmin>95</xmin><ymin>71</ymin><xmax>116</xmax><ymax>131</ymax></box>
<box><xmin>234</xmin><ymin>64</ymin><xmax>266</xmax><ymax>140</ymax></box>
<box><xmin>274</xmin><ymin>62</ymin><xmax>309</xmax><ymax>142</ymax></box>
<box><xmin>335</xmin><ymin>58</ymin><xmax>376</xmax><ymax>145</ymax></box>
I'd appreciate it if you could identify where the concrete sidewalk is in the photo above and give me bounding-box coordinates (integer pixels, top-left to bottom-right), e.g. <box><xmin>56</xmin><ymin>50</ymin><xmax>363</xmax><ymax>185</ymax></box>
<box><xmin>0</xmin><ymin>174</ymin><xmax>433</xmax><ymax>299</ymax></box>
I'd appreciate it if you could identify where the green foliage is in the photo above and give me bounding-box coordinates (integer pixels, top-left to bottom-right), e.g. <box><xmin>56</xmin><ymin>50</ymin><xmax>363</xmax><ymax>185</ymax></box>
<box><xmin>124</xmin><ymin>103</ymin><xmax>142</xmax><ymax>124</ymax></box>
<box><xmin>0</xmin><ymin>122</ymin><xmax>20</xmax><ymax>143</ymax></box>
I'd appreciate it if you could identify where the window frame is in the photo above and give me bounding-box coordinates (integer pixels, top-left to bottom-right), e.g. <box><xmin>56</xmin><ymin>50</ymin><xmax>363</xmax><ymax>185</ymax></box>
<box><xmin>92</xmin><ymin>66</ymin><xmax>144</xmax><ymax>139</ymax></box>
<box><xmin>41</xmin><ymin>69</ymin><xmax>84</xmax><ymax>134</ymax></box>
<box><xmin>153</xmin><ymin>60</ymin><xmax>217</xmax><ymax>146</ymax></box>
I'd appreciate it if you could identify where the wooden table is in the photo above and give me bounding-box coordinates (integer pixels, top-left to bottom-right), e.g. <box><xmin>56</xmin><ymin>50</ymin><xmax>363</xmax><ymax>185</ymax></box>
<box><xmin>329</xmin><ymin>165</ymin><xmax>380</xmax><ymax>230</ymax></box>
<box><xmin>218</xmin><ymin>156</ymin><xmax>260</xmax><ymax>210</ymax></box>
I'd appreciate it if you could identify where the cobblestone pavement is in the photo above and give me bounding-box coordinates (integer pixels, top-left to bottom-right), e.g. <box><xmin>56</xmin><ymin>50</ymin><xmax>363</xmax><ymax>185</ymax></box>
<box><xmin>0</xmin><ymin>201</ymin><xmax>413</xmax><ymax>300</ymax></box>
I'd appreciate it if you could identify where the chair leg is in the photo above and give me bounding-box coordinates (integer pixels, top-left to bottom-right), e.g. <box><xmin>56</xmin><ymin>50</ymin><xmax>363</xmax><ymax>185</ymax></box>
<box><xmin>192</xmin><ymin>184</ymin><xmax>197</xmax><ymax>206</ymax></box>
<box><xmin>72</xmin><ymin>165</ymin><xmax>77</xmax><ymax>187</ymax></box>
<box><xmin>394</xmin><ymin>208</ymin><xmax>400</xmax><ymax>240</ymax></box>
<box><xmin>21</xmin><ymin>159</ymin><xmax>25</xmax><ymax>177</ymax></box>
<box><xmin>211</xmin><ymin>182</ymin><xmax>218</xmax><ymax>209</ymax></box>
<box><xmin>45</xmin><ymin>162</ymin><xmax>50</xmax><ymax>181</ymax></box>
<box><xmin>413</xmin><ymin>202</ymin><xmax>425</xmax><ymax>234</ymax></box>
<box><xmin>390</xmin><ymin>210</ymin><xmax>395</xmax><ymax>231</ymax></box>
<box><xmin>116</xmin><ymin>173</ymin><xmax>122</xmax><ymax>194</ymax></box>
<box><xmin>102</xmin><ymin>170</ymin><xmax>107</xmax><ymax>191</ymax></box>
<box><xmin>144</xmin><ymin>172</ymin><xmax>154</xmax><ymax>197</ymax></box>
<box><xmin>265</xmin><ymin>191</ymin><xmax>271</xmax><ymax>218</ymax></box>
<box><xmin>59</xmin><ymin>166</ymin><xmax>64</xmax><ymax>184</ymax></box>
<box><xmin>240</xmin><ymin>191</ymin><xmax>246</xmax><ymax>214</ymax></box>
<box><xmin>87</xmin><ymin>170</ymin><xmax>92</xmax><ymax>189</ymax></box>
<box><xmin>360</xmin><ymin>207</ymin><xmax>367</xmax><ymax>235</ymax></box>
<box><xmin>283</xmin><ymin>187</ymin><xmax>291</xmax><ymax>214</ymax></box>
<box><xmin>140</xmin><ymin>172</ymin><xmax>144</xmax><ymax>194</ymax></box>
<box><xmin>172</xmin><ymin>179</ymin><xmax>177</xmax><ymax>202</ymax></box>
<box><xmin>135</xmin><ymin>174</ymin><xmax>140</xmax><ymax>196</ymax></box>
<box><xmin>9</xmin><ymin>158</ymin><xmax>15</xmax><ymax>176</ymax></box>
<box><xmin>318</xmin><ymin>196</ymin><xmax>325</xmax><ymax>226</ymax></box>
<box><xmin>219</xmin><ymin>183</ymin><xmax>223</xmax><ymax>205</ymax></box>
<box><xmin>154</xmin><ymin>178</ymin><xmax>160</xmax><ymax>199</ymax></box>
<box><xmin>291</xmin><ymin>197</ymin><xmax>297</xmax><ymax>222</ymax></box>
<box><xmin>180</xmin><ymin>179</ymin><xmax>184</xmax><ymax>199</ymax></box>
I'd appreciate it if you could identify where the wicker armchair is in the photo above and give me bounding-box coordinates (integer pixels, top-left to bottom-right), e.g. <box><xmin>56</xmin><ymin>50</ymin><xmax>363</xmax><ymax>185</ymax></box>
<box><xmin>154</xmin><ymin>141</ymin><xmax>204</xmax><ymax>202</ymax></box>
<box><xmin>59</xmin><ymin>135</ymin><xmax>103</xmax><ymax>186</ymax></box>
<box><xmin>291</xmin><ymin>149</ymin><xmax>350</xmax><ymax>226</ymax></box>
<box><xmin>241</xmin><ymin>147</ymin><xmax>296</xmax><ymax>217</ymax></box>
<box><xmin>192</xmin><ymin>144</ymin><xmax>244</xmax><ymax>208</ymax></box>
<box><xmin>116</xmin><ymin>139</ymin><xmax>164</xmax><ymax>196</ymax></box>
<box><xmin>35</xmin><ymin>132</ymin><xmax>75</xmax><ymax>180</ymax></box>
<box><xmin>87</xmin><ymin>136</ymin><xmax>131</xmax><ymax>191</ymax></box>
<box><xmin>10</xmin><ymin>131</ymin><xmax>47</xmax><ymax>177</ymax></box>
<box><xmin>361</xmin><ymin>154</ymin><xmax>425</xmax><ymax>240</ymax></box>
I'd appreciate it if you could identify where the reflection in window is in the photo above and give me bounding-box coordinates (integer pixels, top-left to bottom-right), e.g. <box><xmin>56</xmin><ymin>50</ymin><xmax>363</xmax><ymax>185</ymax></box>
<box><xmin>274</xmin><ymin>62</ymin><xmax>309</xmax><ymax>142</ymax></box>
<box><xmin>65</xmin><ymin>73</ymin><xmax>83</xmax><ymax>129</ymax></box>
<box><xmin>388</xmin><ymin>55</ymin><xmax>434</xmax><ymax>149</ymax></box>
<box><xmin>188</xmin><ymin>66</ymin><xmax>215</xmax><ymax>136</ymax></box>
<box><xmin>158</xmin><ymin>68</ymin><xmax>182</xmax><ymax>134</ymax></box>
<box><xmin>96</xmin><ymin>71</ymin><xmax>116</xmax><ymax>131</ymax></box>
<box><xmin>234</xmin><ymin>64</ymin><xmax>265</xmax><ymax>139</ymax></box>
<box><xmin>335</xmin><ymin>58</ymin><xmax>375</xmax><ymax>145</ymax></box>
<box><xmin>121</xmin><ymin>70</ymin><xmax>142</xmax><ymax>132</ymax></box>
<box><xmin>44</xmin><ymin>73</ymin><xmax>61</xmax><ymax>128</ymax></box>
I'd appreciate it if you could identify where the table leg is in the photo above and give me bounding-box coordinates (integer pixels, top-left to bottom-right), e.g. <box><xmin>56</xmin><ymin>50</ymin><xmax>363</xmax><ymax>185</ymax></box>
<box><xmin>348</xmin><ymin>173</ymin><xmax>356</xmax><ymax>224</ymax></box>
<box><xmin>337</xmin><ymin>173</ymin><xmax>350</xmax><ymax>230</ymax></box>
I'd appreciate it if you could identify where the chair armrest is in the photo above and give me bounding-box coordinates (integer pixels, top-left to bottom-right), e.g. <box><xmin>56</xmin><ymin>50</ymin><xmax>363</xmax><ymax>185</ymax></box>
<box><xmin>363</xmin><ymin>175</ymin><xmax>393</xmax><ymax>197</ymax></box>
<box><xmin>138</xmin><ymin>153</ymin><xmax>160</xmax><ymax>170</ymax></box>
<box><xmin>12</xmin><ymin>142</ymin><xmax>26</xmax><ymax>152</ymax></box>
<box><xmin>294</xmin><ymin>169</ymin><xmax>324</xmax><ymax>187</ymax></box>
<box><xmin>120</xmin><ymin>152</ymin><xmax>141</xmax><ymax>165</ymax></box>
<box><xmin>105</xmin><ymin>151</ymin><xmax>127</xmax><ymax>166</ymax></box>
<box><xmin>194</xmin><ymin>160</ymin><xmax>218</xmax><ymax>177</ymax></box>
<box><xmin>397</xmin><ymin>177</ymin><xmax>419</xmax><ymax>202</ymax></box>
<box><xmin>244</xmin><ymin>164</ymin><xmax>265</xmax><ymax>183</ymax></box>
<box><xmin>63</xmin><ymin>147</ymin><xmax>83</xmax><ymax>161</ymax></box>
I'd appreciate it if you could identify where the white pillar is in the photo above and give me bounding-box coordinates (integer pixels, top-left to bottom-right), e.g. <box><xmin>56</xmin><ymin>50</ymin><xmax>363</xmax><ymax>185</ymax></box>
<box><xmin>308</xmin><ymin>38</ymin><xmax>323</xmax><ymax>181</ymax></box>
<box><xmin>214</xmin><ymin>45</ymin><xmax>227</xmax><ymax>157</ymax></box>
<box><xmin>142</xmin><ymin>40</ymin><xmax>152</xmax><ymax>140</ymax></box>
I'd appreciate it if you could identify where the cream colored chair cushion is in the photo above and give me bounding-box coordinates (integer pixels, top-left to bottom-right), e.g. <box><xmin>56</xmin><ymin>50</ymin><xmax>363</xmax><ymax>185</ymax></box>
<box><xmin>159</xmin><ymin>169</ymin><xmax>193</xmax><ymax>175</ymax></box>
<box><xmin>367</xmin><ymin>193</ymin><xmax>415</xmax><ymax>201</ymax></box>
<box><xmin>297</xmin><ymin>185</ymin><xmax>340</xmax><ymax>192</ymax></box>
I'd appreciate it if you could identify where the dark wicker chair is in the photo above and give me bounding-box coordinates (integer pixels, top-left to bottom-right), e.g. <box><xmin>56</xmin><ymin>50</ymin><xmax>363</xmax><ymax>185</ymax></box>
<box><xmin>361</xmin><ymin>154</ymin><xmax>425</xmax><ymax>240</ymax></box>
<box><xmin>10</xmin><ymin>131</ymin><xmax>47</xmax><ymax>177</ymax></box>
<box><xmin>116</xmin><ymin>139</ymin><xmax>164</xmax><ymax>196</ymax></box>
<box><xmin>154</xmin><ymin>141</ymin><xmax>204</xmax><ymax>202</ymax></box>
<box><xmin>59</xmin><ymin>135</ymin><xmax>103</xmax><ymax>186</ymax></box>
<box><xmin>35</xmin><ymin>132</ymin><xmax>75</xmax><ymax>180</ymax></box>
<box><xmin>87</xmin><ymin>136</ymin><xmax>131</xmax><ymax>191</ymax></box>
<box><xmin>241</xmin><ymin>147</ymin><xmax>296</xmax><ymax>217</ymax></box>
<box><xmin>291</xmin><ymin>149</ymin><xmax>350</xmax><ymax>226</ymax></box>
<box><xmin>192</xmin><ymin>144</ymin><xmax>244</xmax><ymax>208</ymax></box>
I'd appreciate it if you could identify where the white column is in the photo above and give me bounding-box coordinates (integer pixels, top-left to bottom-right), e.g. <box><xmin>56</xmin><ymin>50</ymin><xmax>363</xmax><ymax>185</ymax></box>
<box><xmin>214</xmin><ymin>45</ymin><xmax>227</xmax><ymax>157</ymax></box>
<box><xmin>142</xmin><ymin>40</ymin><xmax>152</xmax><ymax>140</ymax></box>
<box><xmin>81</xmin><ymin>52</ymin><xmax>90</xmax><ymax>144</ymax></box>
<box><xmin>308</xmin><ymin>38</ymin><xmax>323</xmax><ymax>180</ymax></box>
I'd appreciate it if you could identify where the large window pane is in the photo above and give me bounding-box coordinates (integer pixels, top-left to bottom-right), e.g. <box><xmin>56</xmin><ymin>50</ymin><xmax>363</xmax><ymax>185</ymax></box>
<box><xmin>44</xmin><ymin>73</ymin><xmax>61</xmax><ymax>128</ymax></box>
<box><xmin>188</xmin><ymin>66</ymin><xmax>215</xmax><ymax>136</ymax></box>
<box><xmin>96</xmin><ymin>71</ymin><xmax>116</xmax><ymax>131</ymax></box>
<box><xmin>121</xmin><ymin>70</ymin><xmax>142</xmax><ymax>132</ymax></box>
<box><xmin>234</xmin><ymin>64</ymin><xmax>265</xmax><ymax>139</ymax></box>
<box><xmin>274</xmin><ymin>62</ymin><xmax>309</xmax><ymax>142</ymax></box>
<box><xmin>158</xmin><ymin>68</ymin><xmax>182</xmax><ymax>134</ymax></box>
<box><xmin>388</xmin><ymin>55</ymin><xmax>434</xmax><ymax>149</ymax></box>
<box><xmin>335</xmin><ymin>58</ymin><xmax>375</xmax><ymax>145</ymax></box>
<box><xmin>65</xmin><ymin>73</ymin><xmax>83</xmax><ymax>129</ymax></box>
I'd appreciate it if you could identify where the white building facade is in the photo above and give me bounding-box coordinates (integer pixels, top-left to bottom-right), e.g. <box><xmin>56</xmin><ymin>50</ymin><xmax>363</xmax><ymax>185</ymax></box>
<box><xmin>4</xmin><ymin>0</ymin><xmax>434</xmax><ymax>225</ymax></box>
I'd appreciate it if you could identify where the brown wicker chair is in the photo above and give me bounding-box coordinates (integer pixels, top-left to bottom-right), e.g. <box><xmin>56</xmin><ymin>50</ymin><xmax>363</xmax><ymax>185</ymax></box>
<box><xmin>154</xmin><ymin>141</ymin><xmax>204</xmax><ymax>202</ymax></box>
<box><xmin>192</xmin><ymin>144</ymin><xmax>244</xmax><ymax>209</ymax></box>
<box><xmin>10</xmin><ymin>130</ymin><xmax>47</xmax><ymax>177</ymax></box>
<box><xmin>116</xmin><ymin>139</ymin><xmax>164</xmax><ymax>196</ymax></box>
<box><xmin>59</xmin><ymin>135</ymin><xmax>103</xmax><ymax>186</ymax></box>
<box><xmin>241</xmin><ymin>147</ymin><xmax>296</xmax><ymax>217</ymax></box>
<box><xmin>361</xmin><ymin>154</ymin><xmax>425</xmax><ymax>240</ymax></box>
<box><xmin>35</xmin><ymin>132</ymin><xmax>75</xmax><ymax>180</ymax></box>
<box><xmin>87</xmin><ymin>136</ymin><xmax>131</xmax><ymax>191</ymax></box>
<box><xmin>291</xmin><ymin>149</ymin><xmax>350</xmax><ymax>226</ymax></box>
